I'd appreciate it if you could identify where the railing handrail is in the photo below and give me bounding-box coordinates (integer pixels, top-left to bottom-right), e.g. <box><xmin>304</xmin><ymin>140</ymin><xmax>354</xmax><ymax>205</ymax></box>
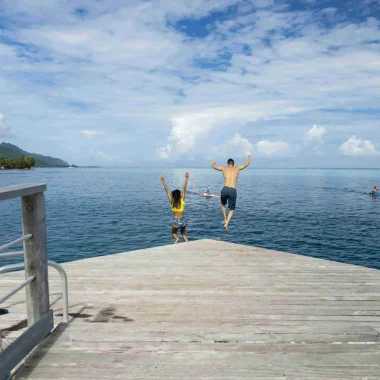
<box><xmin>0</xmin><ymin>263</ymin><xmax>25</xmax><ymax>275</ymax></box>
<box><xmin>0</xmin><ymin>183</ymin><xmax>46</xmax><ymax>202</ymax></box>
<box><xmin>0</xmin><ymin>183</ymin><xmax>56</xmax><ymax>379</ymax></box>
<box><xmin>0</xmin><ymin>250</ymin><xmax>25</xmax><ymax>259</ymax></box>
<box><xmin>47</xmin><ymin>260</ymin><xmax>69</xmax><ymax>323</ymax></box>
<box><xmin>0</xmin><ymin>234</ymin><xmax>32</xmax><ymax>252</ymax></box>
<box><xmin>0</xmin><ymin>260</ymin><xmax>69</xmax><ymax>323</ymax></box>
<box><xmin>0</xmin><ymin>276</ymin><xmax>35</xmax><ymax>305</ymax></box>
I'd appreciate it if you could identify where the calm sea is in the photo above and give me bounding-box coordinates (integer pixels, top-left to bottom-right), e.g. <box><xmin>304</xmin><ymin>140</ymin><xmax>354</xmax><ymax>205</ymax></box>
<box><xmin>1</xmin><ymin>168</ymin><xmax>379</xmax><ymax>269</ymax></box>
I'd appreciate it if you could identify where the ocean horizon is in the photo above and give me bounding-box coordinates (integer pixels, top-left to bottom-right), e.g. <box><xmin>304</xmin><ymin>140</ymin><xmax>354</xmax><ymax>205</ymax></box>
<box><xmin>5</xmin><ymin>166</ymin><xmax>380</xmax><ymax>171</ymax></box>
<box><xmin>1</xmin><ymin>167</ymin><xmax>379</xmax><ymax>270</ymax></box>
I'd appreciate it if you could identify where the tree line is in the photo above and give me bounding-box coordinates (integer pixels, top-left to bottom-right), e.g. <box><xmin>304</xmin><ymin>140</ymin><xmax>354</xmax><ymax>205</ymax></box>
<box><xmin>0</xmin><ymin>155</ymin><xmax>36</xmax><ymax>169</ymax></box>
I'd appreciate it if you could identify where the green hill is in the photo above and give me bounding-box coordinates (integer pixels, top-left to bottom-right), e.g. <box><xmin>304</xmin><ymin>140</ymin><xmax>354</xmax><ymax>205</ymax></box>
<box><xmin>0</xmin><ymin>142</ymin><xmax>69</xmax><ymax>167</ymax></box>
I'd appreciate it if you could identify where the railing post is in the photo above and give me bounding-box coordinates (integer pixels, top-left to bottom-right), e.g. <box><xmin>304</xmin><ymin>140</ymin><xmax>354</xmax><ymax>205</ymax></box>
<box><xmin>21</xmin><ymin>192</ymin><xmax>50</xmax><ymax>326</ymax></box>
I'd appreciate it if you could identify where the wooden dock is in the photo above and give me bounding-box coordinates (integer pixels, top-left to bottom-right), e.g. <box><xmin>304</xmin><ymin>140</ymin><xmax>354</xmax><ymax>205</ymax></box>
<box><xmin>1</xmin><ymin>239</ymin><xmax>380</xmax><ymax>379</ymax></box>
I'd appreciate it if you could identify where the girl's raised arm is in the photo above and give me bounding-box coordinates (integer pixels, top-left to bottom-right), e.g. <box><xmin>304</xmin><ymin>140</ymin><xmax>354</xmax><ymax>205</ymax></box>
<box><xmin>160</xmin><ymin>175</ymin><xmax>172</xmax><ymax>203</ymax></box>
<box><xmin>182</xmin><ymin>172</ymin><xmax>189</xmax><ymax>201</ymax></box>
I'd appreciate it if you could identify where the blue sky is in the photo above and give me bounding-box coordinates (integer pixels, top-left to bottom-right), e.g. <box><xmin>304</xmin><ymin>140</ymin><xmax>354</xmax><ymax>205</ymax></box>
<box><xmin>0</xmin><ymin>0</ymin><xmax>379</xmax><ymax>167</ymax></box>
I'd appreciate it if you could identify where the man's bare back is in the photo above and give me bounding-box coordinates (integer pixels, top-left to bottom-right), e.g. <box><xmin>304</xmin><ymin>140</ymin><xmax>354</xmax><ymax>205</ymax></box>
<box><xmin>222</xmin><ymin>166</ymin><xmax>240</xmax><ymax>188</ymax></box>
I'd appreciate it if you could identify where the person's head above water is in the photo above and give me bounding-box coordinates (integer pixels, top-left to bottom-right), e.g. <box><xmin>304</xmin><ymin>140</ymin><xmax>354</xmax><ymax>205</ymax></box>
<box><xmin>227</xmin><ymin>158</ymin><xmax>234</xmax><ymax>166</ymax></box>
<box><xmin>171</xmin><ymin>189</ymin><xmax>181</xmax><ymax>208</ymax></box>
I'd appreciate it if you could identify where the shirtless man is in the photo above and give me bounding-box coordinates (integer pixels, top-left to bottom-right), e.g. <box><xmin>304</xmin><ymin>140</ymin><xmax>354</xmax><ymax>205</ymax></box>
<box><xmin>211</xmin><ymin>154</ymin><xmax>252</xmax><ymax>232</ymax></box>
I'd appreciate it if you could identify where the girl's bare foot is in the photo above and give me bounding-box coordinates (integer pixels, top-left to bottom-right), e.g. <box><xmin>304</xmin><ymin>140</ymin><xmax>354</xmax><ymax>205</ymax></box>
<box><xmin>224</xmin><ymin>224</ymin><xmax>229</xmax><ymax>233</ymax></box>
<box><xmin>174</xmin><ymin>238</ymin><xmax>180</xmax><ymax>244</ymax></box>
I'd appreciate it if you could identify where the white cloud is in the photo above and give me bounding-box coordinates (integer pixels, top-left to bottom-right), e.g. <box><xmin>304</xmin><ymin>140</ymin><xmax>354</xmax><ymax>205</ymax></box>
<box><xmin>340</xmin><ymin>136</ymin><xmax>380</xmax><ymax>156</ymax></box>
<box><xmin>167</xmin><ymin>112</ymin><xmax>215</xmax><ymax>154</ymax></box>
<box><xmin>306</xmin><ymin>125</ymin><xmax>327</xmax><ymax>144</ymax></box>
<box><xmin>256</xmin><ymin>140</ymin><xmax>291</xmax><ymax>155</ymax></box>
<box><xmin>253</xmin><ymin>0</ymin><xmax>275</xmax><ymax>9</ymax></box>
<box><xmin>96</xmin><ymin>150</ymin><xmax>115</xmax><ymax>161</ymax></box>
<box><xmin>158</xmin><ymin>102</ymin><xmax>304</xmax><ymax>158</ymax></box>
<box><xmin>312</xmin><ymin>145</ymin><xmax>324</xmax><ymax>156</ymax></box>
<box><xmin>156</xmin><ymin>144</ymin><xmax>172</xmax><ymax>159</ymax></box>
<box><xmin>0</xmin><ymin>1</ymin><xmax>380</xmax><ymax>166</ymax></box>
<box><xmin>212</xmin><ymin>133</ymin><xmax>253</xmax><ymax>156</ymax></box>
<box><xmin>81</xmin><ymin>130</ymin><xmax>101</xmax><ymax>138</ymax></box>
<box><xmin>0</xmin><ymin>113</ymin><xmax>13</xmax><ymax>137</ymax></box>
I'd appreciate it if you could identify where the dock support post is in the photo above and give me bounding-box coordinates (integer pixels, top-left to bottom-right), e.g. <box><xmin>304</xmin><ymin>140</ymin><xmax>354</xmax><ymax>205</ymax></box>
<box><xmin>22</xmin><ymin>192</ymin><xmax>50</xmax><ymax>326</ymax></box>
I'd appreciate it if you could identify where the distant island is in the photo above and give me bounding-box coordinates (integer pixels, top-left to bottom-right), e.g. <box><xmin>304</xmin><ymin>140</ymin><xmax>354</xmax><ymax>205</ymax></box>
<box><xmin>0</xmin><ymin>142</ymin><xmax>71</xmax><ymax>169</ymax></box>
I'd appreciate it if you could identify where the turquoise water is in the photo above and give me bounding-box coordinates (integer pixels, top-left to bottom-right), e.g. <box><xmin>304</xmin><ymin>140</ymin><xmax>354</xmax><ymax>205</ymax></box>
<box><xmin>1</xmin><ymin>168</ymin><xmax>379</xmax><ymax>269</ymax></box>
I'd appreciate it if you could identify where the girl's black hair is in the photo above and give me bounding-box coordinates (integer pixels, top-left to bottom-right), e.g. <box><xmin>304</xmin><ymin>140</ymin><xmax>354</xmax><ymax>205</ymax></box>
<box><xmin>171</xmin><ymin>189</ymin><xmax>181</xmax><ymax>209</ymax></box>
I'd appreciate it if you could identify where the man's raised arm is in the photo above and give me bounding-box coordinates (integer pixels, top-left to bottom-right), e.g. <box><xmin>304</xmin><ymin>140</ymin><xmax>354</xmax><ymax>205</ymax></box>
<box><xmin>211</xmin><ymin>160</ymin><xmax>223</xmax><ymax>171</ymax></box>
<box><xmin>237</xmin><ymin>154</ymin><xmax>252</xmax><ymax>170</ymax></box>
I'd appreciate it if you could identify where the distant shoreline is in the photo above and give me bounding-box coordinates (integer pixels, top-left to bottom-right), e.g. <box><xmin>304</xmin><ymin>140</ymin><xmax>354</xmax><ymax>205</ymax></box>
<box><xmin>0</xmin><ymin>166</ymin><xmax>103</xmax><ymax>170</ymax></box>
<box><xmin>12</xmin><ymin>166</ymin><xmax>380</xmax><ymax>170</ymax></box>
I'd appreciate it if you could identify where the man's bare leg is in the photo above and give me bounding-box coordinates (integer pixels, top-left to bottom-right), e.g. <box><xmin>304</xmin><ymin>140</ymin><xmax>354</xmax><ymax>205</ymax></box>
<box><xmin>221</xmin><ymin>204</ymin><xmax>227</xmax><ymax>224</ymax></box>
<box><xmin>224</xmin><ymin>210</ymin><xmax>234</xmax><ymax>233</ymax></box>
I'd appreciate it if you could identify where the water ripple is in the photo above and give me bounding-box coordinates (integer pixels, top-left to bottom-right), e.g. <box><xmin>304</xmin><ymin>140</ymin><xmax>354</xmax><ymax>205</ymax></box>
<box><xmin>0</xmin><ymin>168</ymin><xmax>379</xmax><ymax>269</ymax></box>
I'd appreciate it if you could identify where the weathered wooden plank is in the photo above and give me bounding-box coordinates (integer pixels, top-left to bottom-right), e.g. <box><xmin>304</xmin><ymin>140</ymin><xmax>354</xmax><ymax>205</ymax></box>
<box><xmin>22</xmin><ymin>341</ymin><xmax>380</xmax><ymax>356</ymax></box>
<box><xmin>17</xmin><ymin>347</ymin><xmax>380</xmax><ymax>366</ymax></box>
<box><xmin>0</xmin><ymin>184</ymin><xmax>46</xmax><ymax>202</ymax></box>
<box><xmin>22</xmin><ymin>192</ymin><xmax>50</xmax><ymax>326</ymax></box>
<box><xmin>33</xmin><ymin>333</ymin><xmax>380</xmax><ymax>346</ymax></box>
<box><xmin>14</xmin><ymin>363</ymin><xmax>380</xmax><ymax>379</ymax></box>
<box><xmin>4</xmin><ymin>302</ymin><xmax>380</xmax><ymax>313</ymax></box>
<box><xmin>50</xmin><ymin>322</ymin><xmax>380</xmax><ymax>335</ymax></box>
<box><xmin>2</xmin><ymin>239</ymin><xmax>380</xmax><ymax>379</ymax></box>
<box><xmin>0</xmin><ymin>310</ymin><xmax>53</xmax><ymax>379</ymax></box>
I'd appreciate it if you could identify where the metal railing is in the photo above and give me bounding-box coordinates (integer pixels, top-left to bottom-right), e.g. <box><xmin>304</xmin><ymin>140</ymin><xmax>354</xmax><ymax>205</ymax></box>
<box><xmin>0</xmin><ymin>247</ymin><xmax>69</xmax><ymax>322</ymax></box>
<box><xmin>0</xmin><ymin>274</ymin><xmax>35</xmax><ymax>305</ymax></box>
<box><xmin>0</xmin><ymin>184</ymin><xmax>69</xmax><ymax>379</ymax></box>
<box><xmin>0</xmin><ymin>234</ymin><xmax>33</xmax><ymax>251</ymax></box>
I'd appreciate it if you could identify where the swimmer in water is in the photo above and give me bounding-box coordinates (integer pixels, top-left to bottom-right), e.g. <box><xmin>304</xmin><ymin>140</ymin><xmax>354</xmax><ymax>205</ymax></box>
<box><xmin>204</xmin><ymin>187</ymin><xmax>211</xmax><ymax>195</ymax></box>
<box><xmin>371</xmin><ymin>186</ymin><xmax>378</xmax><ymax>194</ymax></box>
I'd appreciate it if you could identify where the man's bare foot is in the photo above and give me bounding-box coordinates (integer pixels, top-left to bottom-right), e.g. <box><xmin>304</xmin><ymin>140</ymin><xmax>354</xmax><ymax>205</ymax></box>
<box><xmin>174</xmin><ymin>238</ymin><xmax>180</xmax><ymax>244</ymax></box>
<box><xmin>222</xmin><ymin>220</ymin><xmax>227</xmax><ymax>225</ymax></box>
<box><xmin>224</xmin><ymin>224</ymin><xmax>229</xmax><ymax>233</ymax></box>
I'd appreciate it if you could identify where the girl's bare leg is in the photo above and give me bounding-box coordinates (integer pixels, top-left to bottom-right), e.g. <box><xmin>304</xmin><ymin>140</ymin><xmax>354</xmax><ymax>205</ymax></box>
<box><xmin>180</xmin><ymin>225</ymin><xmax>189</xmax><ymax>242</ymax></box>
<box><xmin>172</xmin><ymin>226</ymin><xmax>180</xmax><ymax>243</ymax></box>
